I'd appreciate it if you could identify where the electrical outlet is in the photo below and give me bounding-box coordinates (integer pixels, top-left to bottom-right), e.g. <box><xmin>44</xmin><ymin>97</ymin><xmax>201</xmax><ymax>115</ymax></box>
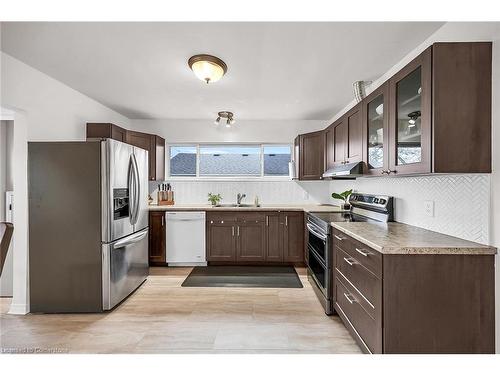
<box><xmin>424</xmin><ymin>200</ymin><xmax>435</xmax><ymax>217</ymax></box>
<box><xmin>303</xmin><ymin>191</ymin><xmax>309</xmax><ymax>200</ymax></box>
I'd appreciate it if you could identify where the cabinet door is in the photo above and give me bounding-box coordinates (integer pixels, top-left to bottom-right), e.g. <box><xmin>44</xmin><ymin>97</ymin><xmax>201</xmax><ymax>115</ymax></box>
<box><xmin>154</xmin><ymin>135</ymin><xmax>166</xmax><ymax>181</ymax></box>
<box><xmin>207</xmin><ymin>221</ymin><xmax>236</xmax><ymax>262</ymax></box>
<box><xmin>86</xmin><ymin>123</ymin><xmax>127</xmax><ymax>143</ymax></box>
<box><xmin>299</xmin><ymin>131</ymin><xmax>325</xmax><ymax>180</ymax></box>
<box><xmin>237</xmin><ymin>220</ymin><xmax>266</xmax><ymax>262</ymax></box>
<box><xmin>149</xmin><ymin>211</ymin><xmax>166</xmax><ymax>264</ymax></box>
<box><xmin>388</xmin><ymin>47</ymin><xmax>432</xmax><ymax>175</ymax></box>
<box><xmin>283</xmin><ymin>212</ymin><xmax>304</xmax><ymax>263</ymax></box>
<box><xmin>362</xmin><ymin>82</ymin><xmax>389</xmax><ymax>175</ymax></box>
<box><xmin>333</xmin><ymin>119</ymin><xmax>347</xmax><ymax>166</ymax></box>
<box><xmin>324</xmin><ymin>125</ymin><xmax>335</xmax><ymax>171</ymax></box>
<box><xmin>265</xmin><ymin>212</ymin><xmax>283</xmax><ymax>262</ymax></box>
<box><xmin>346</xmin><ymin>104</ymin><xmax>362</xmax><ymax>163</ymax></box>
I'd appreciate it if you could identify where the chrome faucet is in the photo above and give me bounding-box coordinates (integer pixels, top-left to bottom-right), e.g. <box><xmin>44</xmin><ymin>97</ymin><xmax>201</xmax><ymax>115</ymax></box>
<box><xmin>237</xmin><ymin>193</ymin><xmax>246</xmax><ymax>205</ymax></box>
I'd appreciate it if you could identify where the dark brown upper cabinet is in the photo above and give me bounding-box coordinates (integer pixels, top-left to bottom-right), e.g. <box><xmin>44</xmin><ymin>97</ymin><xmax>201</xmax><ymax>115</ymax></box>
<box><xmin>295</xmin><ymin>130</ymin><xmax>325</xmax><ymax>180</ymax></box>
<box><xmin>361</xmin><ymin>82</ymin><xmax>390</xmax><ymax>175</ymax></box>
<box><xmin>86</xmin><ymin>122</ymin><xmax>127</xmax><ymax>143</ymax></box>
<box><xmin>324</xmin><ymin>124</ymin><xmax>335</xmax><ymax>171</ymax></box>
<box><xmin>387</xmin><ymin>46</ymin><xmax>432</xmax><ymax>175</ymax></box>
<box><xmin>326</xmin><ymin>103</ymin><xmax>362</xmax><ymax>169</ymax></box>
<box><xmin>386</xmin><ymin>42</ymin><xmax>492</xmax><ymax>175</ymax></box>
<box><xmin>126</xmin><ymin>130</ymin><xmax>166</xmax><ymax>181</ymax></box>
<box><xmin>345</xmin><ymin>104</ymin><xmax>363</xmax><ymax>164</ymax></box>
<box><xmin>86</xmin><ymin>123</ymin><xmax>165</xmax><ymax>181</ymax></box>
<box><xmin>333</xmin><ymin>118</ymin><xmax>347</xmax><ymax>166</ymax></box>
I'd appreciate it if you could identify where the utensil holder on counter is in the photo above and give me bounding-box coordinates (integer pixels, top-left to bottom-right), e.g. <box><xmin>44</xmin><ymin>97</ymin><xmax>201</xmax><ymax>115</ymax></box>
<box><xmin>158</xmin><ymin>190</ymin><xmax>174</xmax><ymax>206</ymax></box>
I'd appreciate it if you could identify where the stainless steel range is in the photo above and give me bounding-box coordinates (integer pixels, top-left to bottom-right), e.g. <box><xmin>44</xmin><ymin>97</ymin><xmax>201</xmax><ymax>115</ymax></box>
<box><xmin>306</xmin><ymin>193</ymin><xmax>394</xmax><ymax>315</ymax></box>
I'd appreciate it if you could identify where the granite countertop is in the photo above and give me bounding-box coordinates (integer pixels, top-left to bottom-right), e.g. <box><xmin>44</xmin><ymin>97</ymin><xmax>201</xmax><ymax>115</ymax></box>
<box><xmin>331</xmin><ymin>221</ymin><xmax>497</xmax><ymax>255</ymax></box>
<box><xmin>148</xmin><ymin>203</ymin><xmax>347</xmax><ymax>213</ymax></box>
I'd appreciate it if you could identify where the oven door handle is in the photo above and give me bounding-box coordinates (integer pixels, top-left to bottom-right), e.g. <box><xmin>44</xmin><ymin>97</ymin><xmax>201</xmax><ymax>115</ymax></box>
<box><xmin>306</xmin><ymin>223</ymin><xmax>328</xmax><ymax>241</ymax></box>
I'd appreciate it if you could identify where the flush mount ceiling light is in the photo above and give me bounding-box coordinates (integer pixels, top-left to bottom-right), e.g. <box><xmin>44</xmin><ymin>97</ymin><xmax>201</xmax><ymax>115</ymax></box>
<box><xmin>214</xmin><ymin>111</ymin><xmax>235</xmax><ymax>128</ymax></box>
<box><xmin>407</xmin><ymin>110</ymin><xmax>421</xmax><ymax>127</ymax></box>
<box><xmin>188</xmin><ymin>54</ymin><xmax>228</xmax><ymax>84</ymax></box>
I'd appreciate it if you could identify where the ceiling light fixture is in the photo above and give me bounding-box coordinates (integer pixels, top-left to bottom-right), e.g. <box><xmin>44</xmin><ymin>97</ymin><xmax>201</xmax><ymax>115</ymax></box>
<box><xmin>188</xmin><ymin>54</ymin><xmax>228</xmax><ymax>84</ymax></box>
<box><xmin>407</xmin><ymin>110</ymin><xmax>421</xmax><ymax>127</ymax></box>
<box><xmin>214</xmin><ymin>111</ymin><xmax>235</xmax><ymax>128</ymax></box>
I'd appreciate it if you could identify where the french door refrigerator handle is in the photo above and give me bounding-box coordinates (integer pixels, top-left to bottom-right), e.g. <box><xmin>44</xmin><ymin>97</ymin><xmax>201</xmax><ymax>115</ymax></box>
<box><xmin>127</xmin><ymin>154</ymin><xmax>136</xmax><ymax>225</ymax></box>
<box><xmin>113</xmin><ymin>228</ymin><xmax>149</xmax><ymax>249</ymax></box>
<box><xmin>132</xmin><ymin>153</ymin><xmax>140</xmax><ymax>225</ymax></box>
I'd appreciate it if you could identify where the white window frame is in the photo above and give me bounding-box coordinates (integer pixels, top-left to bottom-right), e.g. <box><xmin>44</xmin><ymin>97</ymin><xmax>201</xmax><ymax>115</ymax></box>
<box><xmin>167</xmin><ymin>143</ymin><xmax>292</xmax><ymax>181</ymax></box>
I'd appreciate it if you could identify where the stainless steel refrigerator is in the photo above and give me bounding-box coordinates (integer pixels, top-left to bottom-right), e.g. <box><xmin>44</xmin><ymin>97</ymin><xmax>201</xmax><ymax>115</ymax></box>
<box><xmin>28</xmin><ymin>139</ymin><xmax>149</xmax><ymax>312</ymax></box>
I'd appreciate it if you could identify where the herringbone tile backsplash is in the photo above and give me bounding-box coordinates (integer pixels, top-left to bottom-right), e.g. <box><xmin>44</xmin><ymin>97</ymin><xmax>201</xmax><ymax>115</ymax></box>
<box><xmin>150</xmin><ymin>174</ymin><xmax>490</xmax><ymax>245</ymax></box>
<box><xmin>329</xmin><ymin>175</ymin><xmax>491</xmax><ymax>244</ymax></box>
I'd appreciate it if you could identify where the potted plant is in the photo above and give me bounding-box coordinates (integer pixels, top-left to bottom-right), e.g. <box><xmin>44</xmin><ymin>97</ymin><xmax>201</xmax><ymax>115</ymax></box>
<box><xmin>331</xmin><ymin>189</ymin><xmax>353</xmax><ymax>210</ymax></box>
<box><xmin>208</xmin><ymin>193</ymin><xmax>222</xmax><ymax>207</ymax></box>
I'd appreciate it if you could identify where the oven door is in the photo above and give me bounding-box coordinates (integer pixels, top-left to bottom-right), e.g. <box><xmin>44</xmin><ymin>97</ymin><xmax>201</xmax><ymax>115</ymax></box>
<box><xmin>306</xmin><ymin>221</ymin><xmax>328</xmax><ymax>264</ymax></box>
<box><xmin>307</xmin><ymin>245</ymin><xmax>329</xmax><ymax>297</ymax></box>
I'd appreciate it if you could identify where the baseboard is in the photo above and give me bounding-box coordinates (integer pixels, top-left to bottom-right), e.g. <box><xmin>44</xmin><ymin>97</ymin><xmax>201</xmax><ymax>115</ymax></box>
<box><xmin>8</xmin><ymin>303</ymin><xmax>29</xmax><ymax>315</ymax></box>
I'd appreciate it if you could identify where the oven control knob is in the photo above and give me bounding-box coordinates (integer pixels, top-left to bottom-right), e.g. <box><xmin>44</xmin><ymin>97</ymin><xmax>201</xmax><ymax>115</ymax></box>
<box><xmin>379</xmin><ymin>199</ymin><xmax>386</xmax><ymax>205</ymax></box>
<box><xmin>373</xmin><ymin>198</ymin><xmax>379</xmax><ymax>203</ymax></box>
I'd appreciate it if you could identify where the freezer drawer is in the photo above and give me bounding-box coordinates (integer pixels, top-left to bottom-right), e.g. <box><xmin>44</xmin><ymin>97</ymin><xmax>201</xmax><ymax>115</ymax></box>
<box><xmin>102</xmin><ymin>228</ymin><xmax>149</xmax><ymax>310</ymax></box>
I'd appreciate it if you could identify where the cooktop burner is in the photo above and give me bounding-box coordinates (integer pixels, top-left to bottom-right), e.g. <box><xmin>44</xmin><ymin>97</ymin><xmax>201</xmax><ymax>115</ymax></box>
<box><xmin>309</xmin><ymin>212</ymin><xmax>378</xmax><ymax>224</ymax></box>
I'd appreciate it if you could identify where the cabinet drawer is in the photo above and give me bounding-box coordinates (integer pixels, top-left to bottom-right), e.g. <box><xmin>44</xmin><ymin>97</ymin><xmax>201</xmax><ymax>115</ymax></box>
<box><xmin>333</xmin><ymin>228</ymin><xmax>350</xmax><ymax>253</ymax></box>
<box><xmin>335</xmin><ymin>276</ymin><xmax>380</xmax><ymax>353</ymax></box>
<box><xmin>333</xmin><ymin>229</ymin><xmax>381</xmax><ymax>277</ymax></box>
<box><xmin>237</xmin><ymin>212</ymin><xmax>267</xmax><ymax>223</ymax></box>
<box><xmin>335</xmin><ymin>248</ymin><xmax>381</xmax><ymax>314</ymax></box>
<box><xmin>206</xmin><ymin>212</ymin><xmax>237</xmax><ymax>224</ymax></box>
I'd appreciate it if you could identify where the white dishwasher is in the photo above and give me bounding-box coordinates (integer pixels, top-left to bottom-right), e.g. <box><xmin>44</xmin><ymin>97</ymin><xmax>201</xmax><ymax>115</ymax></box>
<box><xmin>165</xmin><ymin>211</ymin><xmax>207</xmax><ymax>266</ymax></box>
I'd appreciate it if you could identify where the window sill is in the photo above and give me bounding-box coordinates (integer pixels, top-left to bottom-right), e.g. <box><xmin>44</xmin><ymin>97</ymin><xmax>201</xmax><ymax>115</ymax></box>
<box><xmin>165</xmin><ymin>176</ymin><xmax>293</xmax><ymax>182</ymax></box>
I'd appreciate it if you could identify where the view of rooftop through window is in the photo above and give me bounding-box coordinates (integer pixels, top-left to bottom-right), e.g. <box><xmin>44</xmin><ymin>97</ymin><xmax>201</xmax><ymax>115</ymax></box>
<box><xmin>169</xmin><ymin>144</ymin><xmax>291</xmax><ymax>177</ymax></box>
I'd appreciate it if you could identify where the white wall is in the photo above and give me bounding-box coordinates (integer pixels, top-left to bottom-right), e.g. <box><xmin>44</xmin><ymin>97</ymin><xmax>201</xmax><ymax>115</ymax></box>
<box><xmin>1</xmin><ymin>52</ymin><xmax>129</xmax><ymax>141</ymax></box>
<box><xmin>131</xmin><ymin>119</ymin><xmax>324</xmax><ymax>144</ymax></box>
<box><xmin>0</xmin><ymin>120</ymin><xmax>14</xmax><ymax>296</ymax></box>
<box><xmin>328</xmin><ymin>175</ymin><xmax>490</xmax><ymax>244</ymax></box>
<box><xmin>0</xmin><ymin>120</ymin><xmax>7</xmax><ymax>221</ymax></box>
<box><xmin>326</xmin><ymin>22</ymin><xmax>500</xmax><ymax>352</ymax></box>
<box><xmin>149</xmin><ymin>180</ymin><xmax>331</xmax><ymax>206</ymax></box>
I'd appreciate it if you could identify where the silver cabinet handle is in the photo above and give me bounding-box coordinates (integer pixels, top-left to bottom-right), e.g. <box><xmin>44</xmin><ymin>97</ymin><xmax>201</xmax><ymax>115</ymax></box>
<box><xmin>161</xmin><ymin>215</ymin><xmax>164</xmax><ymax>226</ymax></box>
<box><xmin>232</xmin><ymin>226</ymin><xmax>234</xmax><ymax>236</ymax></box>
<box><xmin>343</xmin><ymin>257</ymin><xmax>356</xmax><ymax>266</ymax></box>
<box><xmin>210</xmin><ymin>220</ymin><xmax>214</xmax><ymax>224</ymax></box>
<box><xmin>355</xmin><ymin>248</ymin><xmax>370</xmax><ymax>257</ymax></box>
<box><xmin>237</xmin><ymin>226</ymin><xmax>240</xmax><ymax>236</ymax></box>
<box><xmin>266</xmin><ymin>216</ymin><xmax>269</xmax><ymax>226</ymax></box>
<box><xmin>221</xmin><ymin>220</ymin><xmax>224</xmax><ymax>224</ymax></box>
<box><xmin>334</xmin><ymin>234</ymin><xmax>345</xmax><ymax>241</ymax></box>
<box><xmin>343</xmin><ymin>293</ymin><xmax>356</xmax><ymax>304</ymax></box>
<box><xmin>285</xmin><ymin>216</ymin><xmax>288</xmax><ymax>226</ymax></box>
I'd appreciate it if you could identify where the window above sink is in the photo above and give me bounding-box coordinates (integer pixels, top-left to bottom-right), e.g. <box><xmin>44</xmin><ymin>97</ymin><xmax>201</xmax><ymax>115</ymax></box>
<box><xmin>168</xmin><ymin>143</ymin><xmax>292</xmax><ymax>180</ymax></box>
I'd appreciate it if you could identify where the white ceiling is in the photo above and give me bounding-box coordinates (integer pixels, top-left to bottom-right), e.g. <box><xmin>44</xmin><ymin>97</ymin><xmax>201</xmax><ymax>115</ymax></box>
<box><xmin>0</xmin><ymin>22</ymin><xmax>443</xmax><ymax>120</ymax></box>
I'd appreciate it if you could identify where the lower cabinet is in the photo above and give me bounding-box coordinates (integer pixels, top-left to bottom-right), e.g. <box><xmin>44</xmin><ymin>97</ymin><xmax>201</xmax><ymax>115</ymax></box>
<box><xmin>206</xmin><ymin>211</ymin><xmax>304</xmax><ymax>264</ymax></box>
<box><xmin>332</xmin><ymin>228</ymin><xmax>495</xmax><ymax>354</ymax></box>
<box><xmin>149</xmin><ymin>211</ymin><xmax>166</xmax><ymax>264</ymax></box>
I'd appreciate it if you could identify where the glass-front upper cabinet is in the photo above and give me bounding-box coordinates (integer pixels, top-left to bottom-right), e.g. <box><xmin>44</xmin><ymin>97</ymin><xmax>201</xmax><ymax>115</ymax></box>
<box><xmin>388</xmin><ymin>47</ymin><xmax>432</xmax><ymax>175</ymax></box>
<box><xmin>362</xmin><ymin>82</ymin><xmax>389</xmax><ymax>175</ymax></box>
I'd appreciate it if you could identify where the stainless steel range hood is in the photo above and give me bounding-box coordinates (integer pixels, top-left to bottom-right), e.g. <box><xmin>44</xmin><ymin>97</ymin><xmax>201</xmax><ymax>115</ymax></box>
<box><xmin>322</xmin><ymin>162</ymin><xmax>363</xmax><ymax>179</ymax></box>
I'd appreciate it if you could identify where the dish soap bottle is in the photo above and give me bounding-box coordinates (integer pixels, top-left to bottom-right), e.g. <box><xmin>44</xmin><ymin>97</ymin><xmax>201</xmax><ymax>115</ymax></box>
<box><xmin>254</xmin><ymin>195</ymin><xmax>260</xmax><ymax>207</ymax></box>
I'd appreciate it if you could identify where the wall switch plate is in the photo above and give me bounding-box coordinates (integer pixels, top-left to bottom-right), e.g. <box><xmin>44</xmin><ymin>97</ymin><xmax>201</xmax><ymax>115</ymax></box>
<box><xmin>303</xmin><ymin>191</ymin><xmax>309</xmax><ymax>200</ymax></box>
<box><xmin>424</xmin><ymin>200</ymin><xmax>435</xmax><ymax>217</ymax></box>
